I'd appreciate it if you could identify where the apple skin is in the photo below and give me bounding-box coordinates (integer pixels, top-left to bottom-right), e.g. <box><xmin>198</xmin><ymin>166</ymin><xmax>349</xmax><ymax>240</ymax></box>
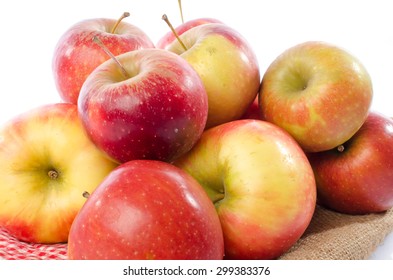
<box><xmin>0</xmin><ymin>103</ymin><xmax>117</xmax><ymax>243</ymax></box>
<box><xmin>307</xmin><ymin>111</ymin><xmax>393</xmax><ymax>214</ymax></box>
<box><xmin>156</xmin><ymin>17</ymin><xmax>223</xmax><ymax>49</ymax></box>
<box><xmin>174</xmin><ymin>119</ymin><xmax>316</xmax><ymax>259</ymax></box>
<box><xmin>241</xmin><ymin>96</ymin><xmax>263</xmax><ymax>120</ymax></box>
<box><xmin>78</xmin><ymin>48</ymin><xmax>208</xmax><ymax>164</ymax></box>
<box><xmin>67</xmin><ymin>160</ymin><xmax>224</xmax><ymax>260</ymax></box>
<box><xmin>52</xmin><ymin>17</ymin><xmax>154</xmax><ymax>104</ymax></box>
<box><xmin>260</xmin><ymin>41</ymin><xmax>373</xmax><ymax>152</ymax></box>
<box><xmin>163</xmin><ymin>23</ymin><xmax>260</xmax><ymax>129</ymax></box>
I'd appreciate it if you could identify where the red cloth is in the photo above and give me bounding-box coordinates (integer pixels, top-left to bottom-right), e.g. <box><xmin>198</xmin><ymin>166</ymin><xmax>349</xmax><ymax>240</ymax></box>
<box><xmin>0</xmin><ymin>227</ymin><xmax>67</xmax><ymax>260</ymax></box>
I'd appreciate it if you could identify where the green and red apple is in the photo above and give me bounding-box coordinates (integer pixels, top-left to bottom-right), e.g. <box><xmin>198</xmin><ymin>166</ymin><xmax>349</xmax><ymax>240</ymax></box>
<box><xmin>174</xmin><ymin>119</ymin><xmax>316</xmax><ymax>259</ymax></box>
<box><xmin>68</xmin><ymin>160</ymin><xmax>224</xmax><ymax>260</ymax></box>
<box><xmin>260</xmin><ymin>41</ymin><xmax>373</xmax><ymax>152</ymax></box>
<box><xmin>0</xmin><ymin>103</ymin><xmax>117</xmax><ymax>243</ymax></box>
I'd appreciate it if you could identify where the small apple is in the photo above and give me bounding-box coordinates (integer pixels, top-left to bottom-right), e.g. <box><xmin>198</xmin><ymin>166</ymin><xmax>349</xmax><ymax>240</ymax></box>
<box><xmin>78</xmin><ymin>48</ymin><xmax>208</xmax><ymax>163</ymax></box>
<box><xmin>174</xmin><ymin>119</ymin><xmax>316</xmax><ymax>259</ymax></box>
<box><xmin>0</xmin><ymin>103</ymin><xmax>117</xmax><ymax>243</ymax></box>
<box><xmin>52</xmin><ymin>13</ymin><xmax>154</xmax><ymax>104</ymax></box>
<box><xmin>67</xmin><ymin>160</ymin><xmax>224</xmax><ymax>260</ymax></box>
<box><xmin>307</xmin><ymin>111</ymin><xmax>393</xmax><ymax>214</ymax></box>
<box><xmin>260</xmin><ymin>41</ymin><xmax>373</xmax><ymax>152</ymax></box>
<box><xmin>162</xmin><ymin>23</ymin><xmax>260</xmax><ymax>129</ymax></box>
<box><xmin>156</xmin><ymin>17</ymin><xmax>223</xmax><ymax>49</ymax></box>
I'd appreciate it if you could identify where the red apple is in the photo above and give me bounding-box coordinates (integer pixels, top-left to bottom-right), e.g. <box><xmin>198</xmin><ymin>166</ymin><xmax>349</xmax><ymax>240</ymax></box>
<box><xmin>241</xmin><ymin>96</ymin><xmax>263</xmax><ymax>120</ymax></box>
<box><xmin>0</xmin><ymin>103</ymin><xmax>117</xmax><ymax>243</ymax></box>
<box><xmin>52</xmin><ymin>13</ymin><xmax>154</xmax><ymax>104</ymax></box>
<box><xmin>67</xmin><ymin>160</ymin><xmax>224</xmax><ymax>260</ymax></box>
<box><xmin>156</xmin><ymin>17</ymin><xmax>223</xmax><ymax>49</ymax></box>
<box><xmin>307</xmin><ymin>111</ymin><xmax>393</xmax><ymax>214</ymax></box>
<box><xmin>174</xmin><ymin>119</ymin><xmax>316</xmax><ymax>259</ymax></box>
<box><xmin>162</xmin><ymin>23</ymin><xmax>260</xmax><ymax>129</ymax></box>
<box><xmin>78</xmin><ymin>48</ymin><xmax>208</xmax><ymax>163</ymax></box>
<box><xmin>260</xmin><ymin>41</ymin><xmax>373</xmax><ymax>152</ymax></box>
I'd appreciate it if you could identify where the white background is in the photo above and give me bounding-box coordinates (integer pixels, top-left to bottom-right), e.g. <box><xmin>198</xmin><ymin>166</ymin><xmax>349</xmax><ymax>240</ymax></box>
<box><xmin>0</xmin><ymin>0</ymin><xmax>392</xmax><ymax>260</ymax></box>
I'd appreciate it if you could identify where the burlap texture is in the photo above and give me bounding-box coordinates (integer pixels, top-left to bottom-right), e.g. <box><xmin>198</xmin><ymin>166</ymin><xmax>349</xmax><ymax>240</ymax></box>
<box><xmin>279</xmin><ymin>205</ymin><xmax>393</xmax><ymax>260</ymax></box>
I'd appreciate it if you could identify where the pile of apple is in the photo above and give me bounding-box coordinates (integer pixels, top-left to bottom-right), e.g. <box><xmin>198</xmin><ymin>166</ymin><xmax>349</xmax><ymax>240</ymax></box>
<box><xmin>1</xmin><ymin>5</ymin><xmax>393</xmax><ymax>260</ymax></box>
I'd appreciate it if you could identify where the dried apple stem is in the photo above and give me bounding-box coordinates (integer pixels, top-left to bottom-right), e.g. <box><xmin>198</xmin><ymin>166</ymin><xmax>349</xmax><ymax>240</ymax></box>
<box><xmin>92</xmin><ymin>36</ymin><xmax>130</xmax><ymax>79</ymax></box>
<box><xmin>178</xmin><ymin>0</ymin><xmax>184</xmax><ymax>23</ymax></box>
<box><xmin>162</xmin><ymin>14</ymin><xmax>187</xmax><ymax>51</ymax></box>
<box><xmin>110</xmin><ymin>12</ymin><xmax>130</xmax><ymax>34</ymax></box>
<box><xmin>48</xmin><ymin>170</ymin><xmax>59</xmax><ymax>180</ymax></box>
<box><xmin>337</xmin><ymin>145</ymin><xmax>345</xmax><ymax>152</ymax></box>
<box><xmin>82</xmin><ymin>191</ymin><xmax>90</xmax><ymax>199</ymax></box>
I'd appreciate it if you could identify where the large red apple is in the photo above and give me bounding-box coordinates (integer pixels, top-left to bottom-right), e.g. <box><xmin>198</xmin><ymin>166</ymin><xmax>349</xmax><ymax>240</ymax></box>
<box><xmin>0</xmin><ymin>103</ymin><xmax>117</xmax><ymax>243</ymax></box>
<box><xmin>78</xmin><ymin>48</ymin><xmax>208</xmax><ymax>163</ymax></box>
<box><xmin>260</xmin><ymin>41</ymin><xmax>373</xmax><ymax>152</ymax></box>
<box><xmin>67</xmin><ymin>160</ymin><xmax>224</xmax><ymax>260</ymax></box>
<box><xmin>162</xmin><ymin>23</ymin><xmax>260</xmax><ymax>129</ymax></box>
<box><xmin>307</xmin><ymin>111</ymin><xmax>393</xmax><ymax>214</ymax></box>
<box><xmin>174</xmin><ymin>119</ymin><xmax>316</xmax><ymax>259</ymax></box>
<box><xmin>52</xmin><ymin>14</ymin><xmax>154</xmax><ymax>104</ymax></box>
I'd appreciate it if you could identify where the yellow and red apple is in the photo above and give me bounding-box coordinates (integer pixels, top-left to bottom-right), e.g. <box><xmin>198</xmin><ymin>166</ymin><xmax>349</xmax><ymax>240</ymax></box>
<box><xmin>161</xmin><ymin>23</ymin><xmax>260</xmax><ymax>129</ymax></box>
<box><xmin>0</xmin><ymin>103</ymin><xmax>117</xmax><ymax>243</ymax></box>
<box><xmin>260</xmin><ymin>41</ymin><xmax>373</xmax><ymax>152</ymax></box>
<box><xmin>174</xmin><ymin>119</ymin><xmax>316</xmax><ymax>259</ymax></box>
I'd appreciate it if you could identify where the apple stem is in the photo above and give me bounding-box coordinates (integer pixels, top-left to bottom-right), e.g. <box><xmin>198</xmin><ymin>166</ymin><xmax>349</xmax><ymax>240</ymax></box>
<box><xmin>82</xmin><ymin>191</ymin><xmax>90</xmax><ymax>199</ymax></box>
<box><xmin>110</xmin><ymin>12</ymin><xmax>130</xmax><ymax>34</ymax></box>
<box><xmin>162</xmin><ymin>14</ymin><xmax>187</xmax><ymax>51</ymax></box>
<box><xmin>178</xmin><ymin>0</ymin><xmax>184</xmax><ymax>23</ymax></box>
<box><xmin>92</xmin><ymin>36</ymin><xmax>130</xmax><ymax>79</ymax></box>
<box><xmin>48</xmin><ymin>170</ymin><xmax>59</xmax><ymax>180</ymax></box>
<box><xmin>337</xmin><ymin>145</ymin><xmax>345</xmax><ymax>152</ymax></box>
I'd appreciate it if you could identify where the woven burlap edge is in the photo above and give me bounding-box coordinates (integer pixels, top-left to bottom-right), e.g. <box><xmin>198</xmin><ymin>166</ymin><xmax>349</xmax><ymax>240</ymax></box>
<box><xmin>279</xmin><ymin>205</ymin><xmax>393</xmax><ymax>260</ymax></box>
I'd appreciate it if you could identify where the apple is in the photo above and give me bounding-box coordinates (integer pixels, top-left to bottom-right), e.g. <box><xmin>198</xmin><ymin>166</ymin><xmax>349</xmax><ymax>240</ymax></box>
<box><xmin>67</xmin><ymin>160</ymin><xmax>224</xmax><ymax>260</ymax></box>
<box><xmin>307</xmin><ymin>111</ymin><xmax>393</xmax><ymax>214</ymax></box>
<box><xmin>78</xmin><ymin>48</ymin><xmax>208</xmax><ymax>164</ymax></box>
<box><xmin>260</xmin><ymin>41</ymin><xmax>373</xmax><ymax>152</ymax></box>
<box><xmin>173</xmin><ymin>119</ymin><xmax>316</xmax><ymax>259</ymax></box>
<box><xmin>52</xmin><ymin>13</ymin><xmax>155</xmax><ymax>104</ymax></box>
<box><xmin>162</xmin><ymin>23</ymin><xmax>260</xmax><ymax>129</ymax></box>
<box><xmin>0</xmin><ymin>103</ymin><xmax>117</xmax><ymax>243</ymax></box>
<box><xmin>241</xmin><ymin>96</ymin><xmax>263</xmax><ymax>120</ymax></box>
<box><xmin>156</xmin><ymin>17</ymin><xmax>223</xmax><ymax>49</ymax></box>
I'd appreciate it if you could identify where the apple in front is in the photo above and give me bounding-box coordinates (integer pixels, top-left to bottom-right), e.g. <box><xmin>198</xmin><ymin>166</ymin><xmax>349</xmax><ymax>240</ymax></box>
<box><xmin>162</xmin><ymin>23</ymin><xmax>260</xmax><ymax>129</ymax></box>
<box><xmin>156</xmin><ymin>17</ymin><xmax>223</xmax><ymax>49</ymax></box>
<box><xmin>174</xmin><ymin>119</ymin><xmax>316</xmax><ymax>259</ymax></box>
<box><xmin>78</xmin><ymin>48</ymin><xmax>208</xmax><ymax>164</ymax></box>
<box><xmin>52</xmin><ymin>15</ymin><xmax>154</xmax><ymax>104</ymax></box>
<box><xmin>307</xmin><ymin>111</ymin><xmax>393</xmax><ymax>214</ymax></box>
<box><xmin>260</xmin><ymin>41</ymin><xmax>373</xmax><ymax>152</ymax></box>
<box><xmin>68</xmin><ymin>160</ymin><xmax>224</xmax><ymax>260</ymax></box>
<box><xmin>0</xmin><ymin>103</ymin><xmax>117</xmax><ymax>243</ymax></box>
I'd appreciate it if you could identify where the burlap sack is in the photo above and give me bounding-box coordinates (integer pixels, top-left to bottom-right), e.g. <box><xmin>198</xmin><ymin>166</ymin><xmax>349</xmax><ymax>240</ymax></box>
<box><xmin>279</xmin><ymin>205</ymin><xmax>393</xmax><ymax>260</ymax></box>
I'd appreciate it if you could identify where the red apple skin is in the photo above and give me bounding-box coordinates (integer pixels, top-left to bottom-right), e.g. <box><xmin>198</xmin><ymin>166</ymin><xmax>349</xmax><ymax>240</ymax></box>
<box><xmin>156</xmin><ymin>17</ymin><xmax>223</xmax><ymax>49</ymax></box>
<box><xmin>78</xmin><ymin>48</ymin><xmax>208</xmax><ymax>164</ymax></box>
<box><xmin>52</xmin><ymin>17</ymin><xmax>155</xmax><ymax>104</ymax></box>
<box><xmin>67</xmin><ymin>160</ymin><xmax>224</xmax><ymax>260</ymax></box>
<box><xmin>174</xmin><ymin>119</ymin><xmax>316</xmax><ymax>259</ymax></box>
<box><xmin>307</xmin><ymin>111</ymin><xmax>393</xmax><ymax>214</ymax></box>
<box><xmin>241</xmin><ymin>96</ymin><xmax>263</xmax><ymax>120</ymax></box>
<box><xmin>260</xmin><ymin>41</ymin><xmax>373</xmax><ymax>152</ymax></box>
